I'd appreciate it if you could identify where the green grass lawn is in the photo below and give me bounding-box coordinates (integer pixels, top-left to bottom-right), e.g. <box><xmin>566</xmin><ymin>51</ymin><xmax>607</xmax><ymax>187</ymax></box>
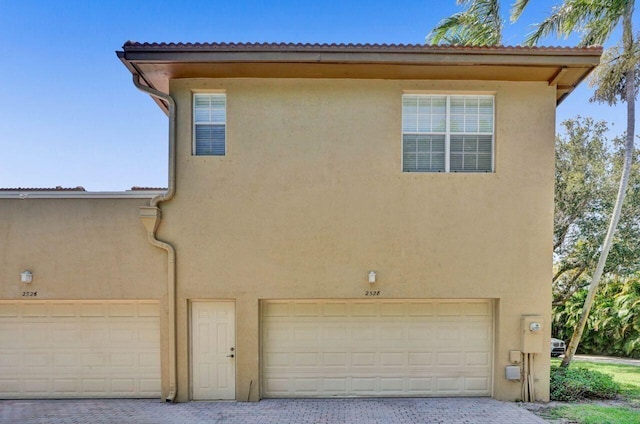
<box><xmin>550</xmin><ymin>404</ymin><xmax>640</xmax><ymax>424</ymax></box>
<box><xmin>548</xmin><ymin>358</ymin><xmax>640</xmax><ymax>423</ymax></box>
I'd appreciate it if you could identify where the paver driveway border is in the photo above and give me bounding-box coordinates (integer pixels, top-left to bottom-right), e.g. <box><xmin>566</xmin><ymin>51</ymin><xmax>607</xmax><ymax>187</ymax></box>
<box><xmin>0</xmin><ymin>397</ymin><xmax>549</xmax><ymax>424</ymax></box>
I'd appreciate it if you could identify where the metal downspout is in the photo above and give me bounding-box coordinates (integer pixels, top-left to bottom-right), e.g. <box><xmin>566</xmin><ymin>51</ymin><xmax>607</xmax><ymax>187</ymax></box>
<box><xmin>133</xmin><ymin>74</ymin><xmax>178</xmax><ymax>403</ymax></box>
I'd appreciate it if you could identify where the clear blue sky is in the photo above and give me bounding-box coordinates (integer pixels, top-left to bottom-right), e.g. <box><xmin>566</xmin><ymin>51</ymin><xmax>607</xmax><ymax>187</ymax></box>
<box><xmin>0</xmin><ymin>1</ymin><xmax>633</xmax><ymax>190</ymax></box>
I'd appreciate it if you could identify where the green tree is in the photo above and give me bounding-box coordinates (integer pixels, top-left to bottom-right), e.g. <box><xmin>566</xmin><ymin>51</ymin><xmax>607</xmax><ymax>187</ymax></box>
<box><xmin>553</xmin><ymin>118</ymin><xmax>640</xmax><ymax>308</ymax></box>
<box><xmin>525</xmin><ymin>0</ymin><xmax>637</xmax><ymax>368</ymax></box>
<box><xmin>553</xmin><ymin>118</ymin><xmax>612</xmax><ymax>306</ymax></box>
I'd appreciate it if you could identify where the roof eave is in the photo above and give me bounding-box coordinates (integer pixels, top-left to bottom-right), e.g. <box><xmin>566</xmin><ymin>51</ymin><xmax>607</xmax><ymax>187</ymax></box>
<box><xmin>119</xmin><ymin>48</ymin><xmax>602</xmax><ymax>68</ymax></box>
<box><xmin>117</xmin><ymin>51</ymin><xmax>170</xmax><ymax>115</ymax></box>
<box><xmin>116</xmin><ymin>43</ymin><xmax>602</xmax><ymax>107</ymax></box>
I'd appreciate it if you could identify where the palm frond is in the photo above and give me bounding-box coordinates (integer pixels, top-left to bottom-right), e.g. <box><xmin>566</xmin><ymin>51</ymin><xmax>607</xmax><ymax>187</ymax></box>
<box><xmin>427</xmin><ymin>14</ymin><xmax>473</xmax><ymax>45</ymax></box>
<box><xmin>426</xmin><ymin>0</ymin><xmax>502</xmax><ymax>46</ymax></box>
<box><xmin>510</xmin><ymin>0</ymin><xmax>530</xmax><ymax>22</ymax></box>
<box><xmin>589</xmin><ymin>43</ymin><xmax>640</xmax><ymax>105</ymax></box>
<box><xmin>581</xmin><ymin>1</ymin><xmax>627</xmax><ymax>45</ymax></box>
<box><xmin>525</xmin><ymin>0</ymin><xmax>629</xmax><ymax>46</ymax></box>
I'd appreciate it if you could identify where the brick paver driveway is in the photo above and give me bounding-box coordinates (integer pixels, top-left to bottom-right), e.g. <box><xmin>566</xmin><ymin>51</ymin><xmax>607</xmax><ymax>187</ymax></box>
<box><xmin>1</xmin><ymin>398</ymin><xmax>548</xmax><ymax>424</ymax></box>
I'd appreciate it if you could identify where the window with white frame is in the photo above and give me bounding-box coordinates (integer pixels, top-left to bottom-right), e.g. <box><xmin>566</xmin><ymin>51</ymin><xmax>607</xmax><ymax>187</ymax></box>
<box><xmin>193</xmin><ymin>93</ymin><xmax>226</xmax><ymax>156</ymax></box>
<box><xmin>402</xmin><ymin>94</ymin><xmax>494</xmax><ymax>172</ymax></box>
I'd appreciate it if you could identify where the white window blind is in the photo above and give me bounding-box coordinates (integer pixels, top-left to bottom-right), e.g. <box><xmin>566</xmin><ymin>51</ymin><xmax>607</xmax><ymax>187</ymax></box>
<box><xmin>194</xmin><ymin>93</ymin><xmax>226</xmax><ymax>156</ymax></box>
<box><xmin>402</xmin><ymin>95</ymin><xmax>494</xmax><ymax>172</ymax></box>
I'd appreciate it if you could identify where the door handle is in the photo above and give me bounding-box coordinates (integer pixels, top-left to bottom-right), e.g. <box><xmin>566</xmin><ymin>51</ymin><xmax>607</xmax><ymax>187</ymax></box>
<box><xmin>226</xmin><ymin>354</ymin><xmax>235</xmax><ymax>358</ymax></box>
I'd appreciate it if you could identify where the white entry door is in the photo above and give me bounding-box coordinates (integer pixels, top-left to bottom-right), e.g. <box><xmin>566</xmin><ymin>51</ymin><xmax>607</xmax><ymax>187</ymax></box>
<box><xmin>191</xmin><ymin>301</ymin><xmax>236</xmax><ymax>400</ymax></box>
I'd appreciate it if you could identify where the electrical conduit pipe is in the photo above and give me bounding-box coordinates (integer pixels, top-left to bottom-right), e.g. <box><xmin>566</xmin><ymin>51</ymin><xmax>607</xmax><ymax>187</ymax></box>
<box><xmin>133</xmin><ymin>75</ymin><xmax>178</xmax><ymax>403</ymax></box>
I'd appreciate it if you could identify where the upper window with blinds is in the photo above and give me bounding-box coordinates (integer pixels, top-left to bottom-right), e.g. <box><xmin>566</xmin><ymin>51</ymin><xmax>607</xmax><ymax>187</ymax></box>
<box><xmin>402</xmin><ymin>94</ymin><xmax>494</xmax><ymax>173</ymax></box>
<box><xmin>193</xmin><ymin>93</ymin><xmax>226</xmax><ymax>156</ymax></box>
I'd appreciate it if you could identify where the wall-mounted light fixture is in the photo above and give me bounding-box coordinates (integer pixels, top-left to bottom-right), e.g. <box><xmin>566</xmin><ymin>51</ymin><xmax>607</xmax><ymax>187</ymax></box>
<box><xmin>21</xmin><ymin>270</ymin><xmax>33</xmax><ymax>284</ymax></box>
<box><xmin>368</xmin><ymin>271</ymin><xmax>376</xmax><ymax>284</ymax></box>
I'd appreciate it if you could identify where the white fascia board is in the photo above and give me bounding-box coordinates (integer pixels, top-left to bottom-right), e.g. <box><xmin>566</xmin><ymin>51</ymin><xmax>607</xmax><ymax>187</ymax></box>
<box><xmin>0</xmin><ymin>191</ymin><xmax>165</xmax><ymax>199</ymax></box>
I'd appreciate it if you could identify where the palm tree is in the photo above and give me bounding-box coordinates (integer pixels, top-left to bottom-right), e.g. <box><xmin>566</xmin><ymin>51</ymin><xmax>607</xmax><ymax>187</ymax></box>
<box><xmin>525</xmin><ymin>0</ymin><xmax>637</xmax><ymax>368</ymax></box>
<box><xmin>428</xmin><ymin>0</ymin><xmax>637</xmax><ymax>368</ymax></box>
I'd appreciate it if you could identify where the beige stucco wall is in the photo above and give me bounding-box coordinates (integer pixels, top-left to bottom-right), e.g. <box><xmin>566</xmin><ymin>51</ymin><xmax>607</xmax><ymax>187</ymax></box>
<box><xmin>162</xmin><ymin>78</ymin><xmax>555</xmax><ymax>402</ymax></box>
<box><xmin>0</xmin><ymin>198</ymin><xmax>165</xmax><ymax>298</ymax></box>
<box><xmin>0</xmin><ymin>76</ymin><xmax>555</xmax><ymax>402</ymax></box>
<box><xmin>0</xmin><ymin>198</ymin><xmax>168</xmax><ymax>388</ymax></box>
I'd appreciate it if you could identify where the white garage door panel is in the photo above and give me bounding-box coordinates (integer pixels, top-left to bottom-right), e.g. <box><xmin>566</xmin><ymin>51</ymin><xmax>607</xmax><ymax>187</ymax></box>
<box><xmin>262</xmin><ymin>300</ymin><xmax>492</xmax><ymax>397</ymax></box>
<box><xmin>0</xmin><ymin>301</ymin><xmax>161</xmax><ymax>399</ymax></box>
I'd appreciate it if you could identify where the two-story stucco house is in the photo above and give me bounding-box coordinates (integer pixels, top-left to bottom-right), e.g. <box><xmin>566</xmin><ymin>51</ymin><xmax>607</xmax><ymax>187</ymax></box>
<box><xmin>0</xmin><ymin>42</ymin><xmax>601</xmax><ymax>402</ymax></box>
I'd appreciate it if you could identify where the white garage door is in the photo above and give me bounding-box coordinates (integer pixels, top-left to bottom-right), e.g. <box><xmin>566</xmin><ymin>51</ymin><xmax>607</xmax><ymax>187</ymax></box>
<box><xmin>0</xmin><ymin>301</ymin><xmax>161</xmax><ymax>399</ymax></box>
<box><xmin>262</xmin><ymin>299</ymin><xmax>493</xmax><ymax>397</ymax></box>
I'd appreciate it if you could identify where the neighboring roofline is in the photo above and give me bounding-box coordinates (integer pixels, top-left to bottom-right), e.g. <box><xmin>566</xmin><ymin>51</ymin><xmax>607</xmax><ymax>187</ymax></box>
<box><xmin>0</xmin><ymin>190</ymin><xmax>165</xmax><ymax>199</ymax></box>
<box><xmin>117</xmin><ymin>41</ymin><xmax>602</xmax><ymax>111</ymax></box>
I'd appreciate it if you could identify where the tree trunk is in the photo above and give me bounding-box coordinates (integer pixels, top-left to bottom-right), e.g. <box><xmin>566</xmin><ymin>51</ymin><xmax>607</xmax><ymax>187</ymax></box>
<box><xmin>561</xmin><ymin>1</ymin><xmax>636</xmax><ymax>367</ymax></box>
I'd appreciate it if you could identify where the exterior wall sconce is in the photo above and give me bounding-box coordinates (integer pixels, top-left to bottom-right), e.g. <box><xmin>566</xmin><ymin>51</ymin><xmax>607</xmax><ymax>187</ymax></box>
<box><xmin>21</xmin><ymin>270</ymin><xmax>33</xmax><ymax>284</ymax></box>
<box><xmin>368</xmin><ymin>271</ymin><xmax>376</xmax><ymax>284</ymax></box>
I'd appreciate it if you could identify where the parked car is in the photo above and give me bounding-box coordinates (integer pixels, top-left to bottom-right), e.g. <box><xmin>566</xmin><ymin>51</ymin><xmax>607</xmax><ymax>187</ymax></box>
<box><xmin>551</xmin><ymin>338</ymin><xmax>566</xmax><ymax>357</ymax></box>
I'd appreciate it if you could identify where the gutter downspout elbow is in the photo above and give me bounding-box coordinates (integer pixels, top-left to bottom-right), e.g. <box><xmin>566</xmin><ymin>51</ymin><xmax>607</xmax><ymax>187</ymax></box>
<box><xmin>133</xmin><ymin>74</ymin><xmax>178</xmax><ymax>403</ymax></box>
<box><xmin>132</xmin><ymin>75</ymin><xmax>176</xmax><ymax>208</ymax></box>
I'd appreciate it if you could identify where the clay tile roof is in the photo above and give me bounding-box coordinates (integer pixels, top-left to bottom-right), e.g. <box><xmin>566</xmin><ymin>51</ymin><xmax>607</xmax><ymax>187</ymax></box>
<box><xmin>121</xmin><ymin>41</ymin><xmax>602</xmax><ymax>54</ymax></box>
<box><xmin>0</xmin><ymin>186</ymin><xmax>86</xmax><ymax>191</ymax></box>
<box><xmin>129</xmin><ymin>186</ymin><xmax>168</xmax><ymax>191</ymax></box>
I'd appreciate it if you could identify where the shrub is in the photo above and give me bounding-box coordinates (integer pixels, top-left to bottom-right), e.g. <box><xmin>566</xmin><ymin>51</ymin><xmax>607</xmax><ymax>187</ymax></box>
<box><xmin>553</xmin><ymin>280</ymin><xmax>640</xmax><ymax>359</ymax></box>
<box><xmin>550</xmin><ymin>365</ymin><xmax>620</xmax><ymax>401</ymax></box>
